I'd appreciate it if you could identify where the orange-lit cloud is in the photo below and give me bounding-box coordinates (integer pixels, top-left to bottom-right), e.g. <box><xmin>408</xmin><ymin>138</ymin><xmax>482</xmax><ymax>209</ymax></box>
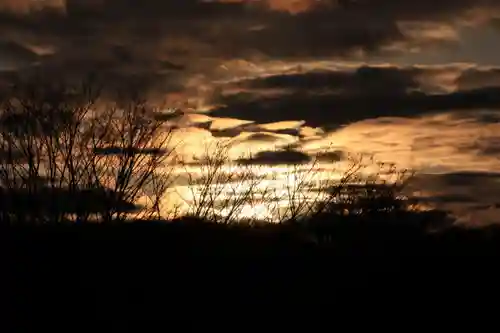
<box><xmin>266</xmin><ymin>0</ymin><xmax>320</xmax><ymax>14</ymax></box>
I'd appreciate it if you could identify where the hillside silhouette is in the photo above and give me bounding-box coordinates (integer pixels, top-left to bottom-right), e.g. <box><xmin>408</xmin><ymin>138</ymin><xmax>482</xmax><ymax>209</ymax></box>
<box><xmin>6</xmin><ymin>211</ymin><xmax>500</xmax><ymax>329</ymax></box>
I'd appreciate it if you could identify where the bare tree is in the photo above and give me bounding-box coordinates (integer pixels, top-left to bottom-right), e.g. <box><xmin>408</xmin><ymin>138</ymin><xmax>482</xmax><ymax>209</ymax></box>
<box><xmin>0</xmin><ymin>78</ymin><xmax>176</xmax><ymax>224</ymax></box>
<box><xmin>180</xmin><ymin>142</ymin><xmax>265</xmax><ymax>223</ymax></box>
<box><xmin>85</xmin><ymin>96</ymin><xmax>176</xmax><ymax>222</ymax></box>
<box><xmin>0</xmin><ymin>78</ymin><xmax>100</xmax><ymax>223</ymax></box>
<box><xmin>178</xmin><ymin>144</ymin><xmax>402</xmax><ymax>224</ymax></box>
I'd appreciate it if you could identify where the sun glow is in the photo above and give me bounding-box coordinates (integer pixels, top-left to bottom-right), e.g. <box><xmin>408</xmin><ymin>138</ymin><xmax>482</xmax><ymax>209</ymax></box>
<box><xmin>157</xmin><ymin>161</ymin><xmax>358</xmax><ymax>222</ymax></box>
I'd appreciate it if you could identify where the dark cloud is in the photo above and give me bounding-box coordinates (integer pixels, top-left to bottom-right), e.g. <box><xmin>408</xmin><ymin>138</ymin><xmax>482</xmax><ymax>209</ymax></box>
<box><xmin>403</xmin><ymin>171</ymin><xmax>500</xmax><ymax>225</ymax></box>
<box><xmin>232</xmin><ymin>65</ymin><xmax>420</xmax><ymax>94</ymax></box>
<box><xmin>242</xmin><ymin>132</ymin><xmax>283</xmax><ymax>142</ymax></box>
<box><xmin>206</xmin><ymin>120</ymin><xmax>302</xmax><ymax>138</ymax></box>
<box><xmin>406</xmin><ymin>172</ymin><xmax>500</xmax><ymax>192</ymax></box>
<box><xmin>415</xmin><ymin>193</ymin><xmax>477</xmax><ymax>204</ymax></box>
<box><xmin>93</xmin><ymin>147</ymin><xmax>167</xmax><ymax>156</ymax></box>
<box><xmin>210</xmin><ymin>125</ymin><xmax>251</xmax><ymax>138</ymax></box>
<box><xmin>455</xmin><ymin>67</ymin><xmax>500</xmax><ymax>90</ymax></box>
<box><xmin>440</xmin><ymin>171</ymin><xmax>500</xmax><ymax>186</ymax></box>
<box><xmin>236</xmin><ymin>149</ymin><xmax>311</xmax><ymax>165</ymax></box>
<box><xmin>0</xmin><ymin>0</ymin><xmax>498</xmax><ymax>97</ymax></box>
<box><xmin>210</xmin><ymin>65</ymin><xmax>500</xmax><ymax>127</ymax></box>
<box><xmin>315</xmin><ymin>150</ymin><xmax>346</xmax><ymax>163</ymax></box>
<box><xmin>212</xmin><ymin>85</ymin><xmax>500</xmax><ymax>127</ymax></box>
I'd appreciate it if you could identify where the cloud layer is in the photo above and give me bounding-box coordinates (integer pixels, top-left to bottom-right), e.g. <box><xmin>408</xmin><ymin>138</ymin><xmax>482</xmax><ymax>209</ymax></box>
<box><xmin>0</xmin><ymin>0</ymin><xmax>499</xmax><ymax>91</ymax></box>
<box><xmin>2</xmin><ymin>0</ymin><xmax>500</xmax><ymax>224</ymax></box>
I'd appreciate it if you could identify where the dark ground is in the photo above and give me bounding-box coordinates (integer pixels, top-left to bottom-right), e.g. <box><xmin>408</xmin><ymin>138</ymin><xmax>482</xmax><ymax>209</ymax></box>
<box><xmin>4</xmin><ymin>213</ymin><xmax>500</xmax><ymax>330</ymax></box>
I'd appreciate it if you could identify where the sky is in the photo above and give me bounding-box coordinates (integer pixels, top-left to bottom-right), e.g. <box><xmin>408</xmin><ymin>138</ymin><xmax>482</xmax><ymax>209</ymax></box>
<box><xmin>2</xmin><ymin>0</ymin><xmax>500</xmax><ymax>224</ymax></box>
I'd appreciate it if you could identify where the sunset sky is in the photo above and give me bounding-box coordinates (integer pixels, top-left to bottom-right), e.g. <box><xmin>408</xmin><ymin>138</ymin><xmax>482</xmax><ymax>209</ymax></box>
<box><xmin>2</xmin><ymin>0</ymin><xmax>500</xmax><ymax>224</ymax></box>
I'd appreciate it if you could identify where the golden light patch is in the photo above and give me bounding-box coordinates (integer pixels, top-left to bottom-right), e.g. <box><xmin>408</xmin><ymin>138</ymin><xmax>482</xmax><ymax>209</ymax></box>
<box><xmin>209</xmin><ymin>117</ymin><xmax>254</xmax><ymax>131</ymax></box>
<box><xmin>259</xmin><ymin>120</ymin><xmax>305</xmax><ymax>131</ymax></box>
<box><xmin>397</xmin><ymin>21</ymin><xmax>459</xmax><ymax>43</ymax></box>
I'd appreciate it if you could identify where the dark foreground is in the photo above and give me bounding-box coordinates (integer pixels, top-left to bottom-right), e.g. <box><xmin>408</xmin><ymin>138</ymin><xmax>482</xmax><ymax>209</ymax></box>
<box><xmin>4</xmin><ymin>213</ymin><xmax>500</xmax><ymax>329</ymax></box>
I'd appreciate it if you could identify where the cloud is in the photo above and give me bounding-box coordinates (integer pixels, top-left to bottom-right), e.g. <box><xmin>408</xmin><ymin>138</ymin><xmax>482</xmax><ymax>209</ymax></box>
<box><xmin>455</xmin><ymin>67</ymin><xmax>500</xmax><ymax>90</ymax></box>
<box><xmin>315</xmin><ymin>150</ymin><xmax>346</xmax><ymax>163</ymax></box>
<box><xmin>0</xmin><ymin>40</ymin><xmax>40</xmax><ymax>70</ymax></box>
<box><xmin>206</xmin><ymin>119</ymin><xmax>305</xmax><ymax>138</ymax></box>
<box><xmin>209</xmin><ymin>64</ymin><xmax>500</xmax><ymax>127</ymax></box>
<box><xmin>258</xmin><ymin>120</ymin><xmax>305</xmax><ymax>131</ymax></box>
<box><xmin>236</xmin><ymin>149</ymin><xmax>311</xmax><ymax>165</ymax></box>
<box><xmin>0</xmin><ymin>0</ymin><xmax>498</xmax><ymax>99</ymax></box>
<box><xmin>224</xmin><ymin>130</ymin><xmax>300</xmax><ymax>159</ymax></box>
<box><xmin>209</xmin><ymin>117</ymin><xmax>254</xmax><ymax>130</ymax></box>
<box><xmin>205</xmin><ymin>0</ymin><xmax>324</xmax><ymax>14</ymax></box>
<box><xmin>93</xmin><ymin>147</ymin><xmax>167</xmax><ymax>156</ymax></box>
<box><xmin>416</xmin><ymin>193</ymin><xmax>477</xmax><ymax>204</ymax></box>
<box><xmin>230</xmin><ymin>65</ymin><xmax>420</xmax><ymax>93</ymax></box>
<box><xmin>2</xmin><ymin>1</ymin><xmax>500</xmax><ymax>225</ymax></box>
<box><xmin>298</xmin><ymin>110</ymin><xmax>500</xmax><ymax>173</ymax></box>
<box><xmin>0</xmin><ymin>0</ymin><xmax>66</xmax><ymax>14</ymax></box>
<box><xmin>405</xmin><ymin>171</ymin><xmax>500</xmax><ymax>225</ymax></box>
<box><xmin>212</xmin><ymin>84</ymin><xmax>500</xmax><ymax>128</ymax></box>
<box><xmin>265</xmin><ymin>0</ymin><xmax>322</xmax><ymax>13</ymax></box>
